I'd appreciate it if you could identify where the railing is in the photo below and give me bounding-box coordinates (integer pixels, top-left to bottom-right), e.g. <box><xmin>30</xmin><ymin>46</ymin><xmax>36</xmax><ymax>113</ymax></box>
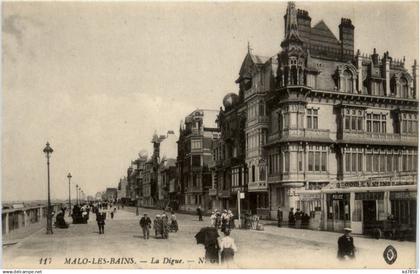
<box><xmin>2</xmin><ymin>204</ymin><xmax>61</xmax><ymax>235</ymax></box>
<box><xmin>341</xmin><ymin>131</ymin><xmax>418</xmax><ymax>144</ymax></box>
<box><xmin>208</xmin><ymin>188</ymin><xmax>217</xmax><ymax>196</ymax></box>
<box><xmin>281</xmin><ymin>128</ymin><xmax>330</xmax><ymax>139</ymax></box>
<box><xmin>218</xmin><ymin>189</ymin><xmax>231</xmax><ymax>198</ymax></box>
<box><xmin>248</xmin><ymin>181</ymin><xmax>268</xmax><ymax>191</ymax></box>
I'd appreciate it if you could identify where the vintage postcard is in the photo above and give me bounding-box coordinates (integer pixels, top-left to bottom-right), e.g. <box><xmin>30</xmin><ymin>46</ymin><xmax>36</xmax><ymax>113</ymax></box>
<box><xmin>1</xmin><ymin>0</ymin><xmax>418</xmax><ymax>270</ymax></box>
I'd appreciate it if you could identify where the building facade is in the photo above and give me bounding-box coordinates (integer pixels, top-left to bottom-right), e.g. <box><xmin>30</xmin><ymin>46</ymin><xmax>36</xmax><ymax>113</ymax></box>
<box><xmin>232</xmin><ymin>2</ymin><xmax>418</xmax><ymax>233</ymax></box>
<box><xmin>177</xmin><ymin>109</ymin><xmax>220</xmax><ymax>212</ymax></box>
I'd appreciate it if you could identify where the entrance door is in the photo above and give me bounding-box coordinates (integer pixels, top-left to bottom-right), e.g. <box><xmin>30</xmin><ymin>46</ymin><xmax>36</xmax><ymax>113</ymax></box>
<box><xmin>362</xmin><ymin>200</ymin><xmax>376</xmax><ymax>234</ymax></box>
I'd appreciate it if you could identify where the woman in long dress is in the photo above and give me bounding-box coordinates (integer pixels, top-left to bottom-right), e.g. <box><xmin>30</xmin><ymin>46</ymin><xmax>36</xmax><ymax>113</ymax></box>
<box><xmin>219</xmin><ymin>230</ymin><xmax>237</xmax><ymax>266</ymax></box>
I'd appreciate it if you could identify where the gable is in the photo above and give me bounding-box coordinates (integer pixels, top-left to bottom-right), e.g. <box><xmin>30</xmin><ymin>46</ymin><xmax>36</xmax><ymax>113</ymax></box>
<box><xmin>310</xmin><ymin>20</ymin><xmax>340</xmax><ymax>45</ymax></box>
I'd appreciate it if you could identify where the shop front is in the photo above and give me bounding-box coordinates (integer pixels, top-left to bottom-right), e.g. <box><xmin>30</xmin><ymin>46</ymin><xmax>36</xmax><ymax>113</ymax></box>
<box><xmin>322</xmin><ymin>177</ymin><xmax>417</xmax><ymax>234</ymax></box>
<box><xmin>296</xmin><ymin>191</ymin><xmax>322</xmax><ymax>230</ymax></box>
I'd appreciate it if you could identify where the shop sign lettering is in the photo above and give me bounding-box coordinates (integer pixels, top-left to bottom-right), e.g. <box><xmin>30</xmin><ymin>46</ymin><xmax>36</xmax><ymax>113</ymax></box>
<box><xmin>337</xmin><ymin>180</ymin><xmax>415</xmax><ymax>189</ymax></box>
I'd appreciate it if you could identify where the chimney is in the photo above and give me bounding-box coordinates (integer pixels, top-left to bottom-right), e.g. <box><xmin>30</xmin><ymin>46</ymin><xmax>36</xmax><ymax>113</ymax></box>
<box><xmin>413</xmin><ymin>59</ymin><xmax>418</xmax><ymax>99</ymax></box>
<box><xmin>382</xmin><ymin>51</ymin><xmax>391</xmax><ymax>96</ymax></box>
<box><xmin>339</xmin><ymin>18</ymin><xmax>354</xmax><ymax>61</ymax></box>
<box><xmin>356</xmin><ymin>49</ymin><xmax>363</xmax><ymax>93</ymax></box>
<box><xmin>296</xmin><ymin>9</ymin><xmax>311</xmax><ymax>44</ymax></box>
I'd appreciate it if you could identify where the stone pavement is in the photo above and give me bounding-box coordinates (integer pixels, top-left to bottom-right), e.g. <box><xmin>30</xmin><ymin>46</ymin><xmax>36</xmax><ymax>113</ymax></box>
<box><xmin>2</xmin><ymin>207</ymin><xmax>416</xmax><ymax>269</ymax></box>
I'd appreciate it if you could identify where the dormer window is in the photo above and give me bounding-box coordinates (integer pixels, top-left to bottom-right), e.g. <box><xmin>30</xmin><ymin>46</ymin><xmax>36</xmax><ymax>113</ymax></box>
<box><xmin>400</xmin><ymin>78</ymin><xmax>409</xmax><ymax>98</ymax></box>
<box><xmin>342</xmin><ymin>70</ymin><xmax>353</xmax><ymax>93</ymax></box>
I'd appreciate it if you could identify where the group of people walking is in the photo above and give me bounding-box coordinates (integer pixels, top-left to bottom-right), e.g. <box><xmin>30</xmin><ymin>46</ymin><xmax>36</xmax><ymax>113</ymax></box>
<box><xmin>139</xmin><ymin>211</ymin><xmax>178</xmax><ymax>240</ymax></box>
<box><xmin>93</xmin><ymin>202</ymin><xmax>118</xmax><ymax>234</ymax></box>
<box><xmin>288</xmin><ymin>208</ymin><xmax>310</xmax><ymax>228</ymax></box>
<box><xmin>209</xmin><ymin>209</ymin><xmax>235</xmax><ymax>233</ymax></box>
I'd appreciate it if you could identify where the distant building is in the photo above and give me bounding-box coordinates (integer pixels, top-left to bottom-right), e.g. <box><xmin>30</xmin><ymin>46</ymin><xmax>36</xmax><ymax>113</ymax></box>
<box><xmin>95</xmin><ymin>192</ymin><xmax>103</xmax><ymax>201</ymax></box>
<box><xmin>105</xmin><ymin>188</ymin><xmax>117</xmax><ymax>202</ymax></box>
<box><xmin>117</xmin><ymin>177</ymin><xmax>129</xmax><ymax>204</ymax></box>
<box><xmin>177</xmin><ymin>109</ymin><xmax>220</xmax><ymax>212</ymax></box>
<box><xmin>157</xmin><ymin>131</ymin><xmax>178</xmax><ymax>209</ymax></box>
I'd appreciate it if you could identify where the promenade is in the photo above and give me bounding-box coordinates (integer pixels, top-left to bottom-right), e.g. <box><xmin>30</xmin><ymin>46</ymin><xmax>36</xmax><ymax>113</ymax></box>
<box><xmin>2</xmin><ymin>207</ymin><xmax>416</xmax><ymax>269</ymax></box>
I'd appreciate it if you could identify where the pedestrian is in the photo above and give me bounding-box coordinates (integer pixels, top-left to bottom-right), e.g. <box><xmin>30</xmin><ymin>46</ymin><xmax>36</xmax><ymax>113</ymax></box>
<box><xmin>228</xmin><ymin>210</ymin><xmax>235</xmax><ymax>229</ymax></box>
<box><xmin>210</xmin><ymin>211</ymin><xmax>217</xmax><ymax>227</ymax></box>
<box><xmin>170</xmin><ymin>211</ymin><xmax>178</xmax><ymax>232</ymax></box>
<box><xmin>153</xmin><ymin>215</ymin><xmax>162</xmax><ymax>238</ymax></box>
<box><xmin>216</xmin><ymin>210</ymin><xmax>222</xmax><ymax>229</ymax></box>
<box><xmin>161</xmin><ymin>213</ymin><xmax>169</xmax><ymax>239</ymax></box>
<box><xmin>337</xmin><ymin>228</ymin><xmax>356</xmax><ymax>260</ymax></box>
<box><xmin>197</xmin><ymin>206</ymin><xmax>203</xmax><ymax>221</ymax></box>
<box><xmin>110</xmin><ymin>210</ymin><xmax>114</xmax><ymax>219</ymax></box>
<box><xmin>140</xmin><ymin>213</ymin><xmax>152</xmax><ymax>240</ymax></box>
<box><xmin>219</xmin><ymin>229</ymin><xmax>238</xmax><ymax>267</ymax></box>
<box><xmin>221</xmin><ymin>210</ymin><xmax>229</xmax><ymax>233</ymax></box>
<box><xmin>277</xmin><ymin>207</ymin><xmax>283</xmax><ymax>227</ymax></box>
<box><xmin>288</xmin><ymin>208</ymin><xmax>295</xmax><ymax>227</ymax></box>
<box><xmin>96</xmin><ymin>209</ymin><xmax>105</xmax><ymax>234</ymax></box>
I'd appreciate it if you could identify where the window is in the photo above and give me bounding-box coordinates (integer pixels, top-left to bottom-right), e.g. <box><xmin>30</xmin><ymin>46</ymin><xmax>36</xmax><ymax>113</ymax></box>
<box><xmin>308</xmin><ymin>146</ymin><xmax>328</xmax><ymax>172</ymax></box>
<box><xmin>367</xmin><ymin>113</ymin><xmax>387</xmax><ymax>133</ymax></box>
<box><xmin>191</xmin><ymin>139</ymin><xmax>202</xmax><ymax>149</ymax></box>
<box><xmin>284</xmin><ymin>151</ymin><xmax>290</xmax><ymax>172</ymax></box>
<box><xmin>298</xmin><ymin>151</ymin><xmax>303</xmax><ymax>172</ymax></box>
<box><xmin>366</xmin><ymin>153</ymin><xmax>372</xmax><ymax>172</ymax></box>
<box><xmin>259</xmin><ymin>101</ymin><xmax>265</xmax><ymax>117</ymax></box>
<box><xmin>400</xmin><ymin>78</ymin><xmax>409</xmax><ymax>98</ymax></box>
<box><xmin>342</xmin><ymin>70</ymin><xmax>353</xmax><ymax>93</ymax></box>
<box><xmin>344</xmin><ymin>148</ymin><xmax>363</xmax><ymax>173</ymax></box>
<box><xmin>307</xmin><ymin>74</ymin><xmax>316</xmax><ymax>88</ymax></box>
<box><xmin>192</xmin><ymin>155</ymin><xmax>201</xmax><ymax>167</ymax></box>
<box><xmin>344</xmin><ymin>109</ymin><xmax>364</xmax><ymax>131</ymax></box>
<box><xmin>307</xmin><ymin>108</ymin><xmax>318</xmax><ymax>129</ymax></box>
<box><xmin>400</xmin><ymin>113</ymin><xmax>418</xmax><ymax>134</ymax></box>
<box><xmin>251</xmin><ymin>165</ymin><xmax>255</xmax><ymax>182</ymax></box>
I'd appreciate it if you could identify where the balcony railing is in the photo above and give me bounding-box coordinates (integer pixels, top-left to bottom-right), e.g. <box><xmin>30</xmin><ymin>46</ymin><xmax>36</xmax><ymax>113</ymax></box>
<box><xmin>341</xmin><ymin>131</ymin><xmax>418</xmax><ymax>145</ymax></box>
<box><xmin>208</xmin><ymin>188</ymin><xmax>217</xmax><ymax>196</ymax></box>
<box><xmin>248</xmin><ymin>181</ymin><xmax>268</xmax><ymax>191</ymax></box>
<box><xmin>218</xmin><ymin>189</ymin><xmax>231</xmax><ymax>198</ymax></box>
<box><xmin>281</xmin><ymin>128</ymin><xmax>330</xmax><ymax>139</ymax></box>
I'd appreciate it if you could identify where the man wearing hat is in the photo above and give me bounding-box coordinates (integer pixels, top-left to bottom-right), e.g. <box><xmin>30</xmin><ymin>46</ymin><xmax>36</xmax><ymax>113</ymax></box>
<box><xmin>139</xmin><ymin>213</ymin><xmax>152</xmax><ymax>240</ymax></box>
<box><xmin>337</xmin><ymin>228</ymin><xmax>356</xmax><ymax>259</ymax></box>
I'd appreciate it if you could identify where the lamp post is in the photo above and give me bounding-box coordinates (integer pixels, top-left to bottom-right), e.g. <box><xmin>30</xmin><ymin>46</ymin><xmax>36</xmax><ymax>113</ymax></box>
<box><xmin>67</xmin><ymin>173</ymin><xmax>72</xmax><ymax>217</ymax></box>
<box><xmin>43</xmin><ymin>142</ymin><xmax>54</xmax><ymax>235</ymax></box>
<box><xmin>136</xmin><ymin>195</ymin><xmax>139</xmax><ymax>216</ymax></box>
<box><xmin>76</xmin><ymin>184</ymin><xmax>79</xmax><ymax>205</ymax></box>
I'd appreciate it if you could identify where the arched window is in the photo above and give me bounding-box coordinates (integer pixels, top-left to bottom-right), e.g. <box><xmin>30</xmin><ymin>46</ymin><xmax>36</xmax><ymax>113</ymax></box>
<box><xmin>400</xmin><ymin>78</ymin><xmax>408</xmax><ymax>98</ymax></box>
<box><xmin>342</xmin><ymin>70</ymin><xmax>353</xmax><ymax>93</ymax></box>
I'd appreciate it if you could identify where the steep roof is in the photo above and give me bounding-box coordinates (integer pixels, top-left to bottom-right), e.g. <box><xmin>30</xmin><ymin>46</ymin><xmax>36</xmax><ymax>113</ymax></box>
<box><xmin>310</xmin><ymin>20</ymin><xmax>340</xmax><ymax>45</ymax></box>
<box><xmin>202</xmin><ymin>109</ymin><xmax>219</xmax><ymax>129</ymax></box>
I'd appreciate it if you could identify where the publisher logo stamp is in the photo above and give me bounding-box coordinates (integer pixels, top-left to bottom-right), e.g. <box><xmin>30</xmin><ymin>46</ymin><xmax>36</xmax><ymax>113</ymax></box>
<box><xmin>383</xmin><ymin>245</ymin><xmax>397</xmax><ymax>265</ymax></box>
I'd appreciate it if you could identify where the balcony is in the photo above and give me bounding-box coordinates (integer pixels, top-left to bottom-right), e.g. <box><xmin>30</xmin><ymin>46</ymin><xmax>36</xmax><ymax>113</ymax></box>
<box><xmin>281</xmin><ymin>128</ymin><xmax>331</xmax><ymax>139</ymax></box>
<box><xmin>248</xmin><ymin>181</ymin><xmax>268</xmax><ymax>192</ymax></box>
<box><xmin>208</xmin><ymin>188</ymin><xmax>217</xmax><ymax>196</ymax></box>
<box><xmin>340</xmin><ymin>131</ymin><xmax>418</xmax><ymax>146</ymax></box>
<box><xmin>218</xmin><ymin>189</ymin><xmax>231</xmax><ymax>198</ymax></box>
<box><xmin>266</xmin><ymin>129</ymin><xmax>331</xmax><ymax>145</ymax></box>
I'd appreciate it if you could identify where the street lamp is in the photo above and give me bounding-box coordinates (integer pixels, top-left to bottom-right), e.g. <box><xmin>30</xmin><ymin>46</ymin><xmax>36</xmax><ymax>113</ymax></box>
<box><xmin>136</xmin><ymin>195</ymin><xmax>139</xmax><ymax>216</ymax></box>
<box><xmin>43</xmin><ymin>142</ymin><xmax>54</xmax><ymax>235</ymax></box>
<box><xmin>76</xmin><ymin>184</ymin><xmax>79</xmax><ymax>205</ymax></box>
<box><xmin>67</xmin><ymin>172</ymin><xmax>72</xmax><ymax>217</ymax></box>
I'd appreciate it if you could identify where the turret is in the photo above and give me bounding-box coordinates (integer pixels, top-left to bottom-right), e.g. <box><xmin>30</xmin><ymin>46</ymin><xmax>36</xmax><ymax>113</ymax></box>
<box><xmin>339</xmin><ymin>18</ymin><xmax>354</xmax><ymax>61</ymax></box>
<box><xmin>413</xmin><ymin>59</ymin><xmax>418</xmax><ymax>99</ymax></box>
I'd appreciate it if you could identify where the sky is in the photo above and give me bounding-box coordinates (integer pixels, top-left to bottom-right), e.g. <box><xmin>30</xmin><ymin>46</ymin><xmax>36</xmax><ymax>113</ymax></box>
<box><xmin>2</xmin><ymin>1</ymin><xmax>418</xmax><ymax>202</ymax></box>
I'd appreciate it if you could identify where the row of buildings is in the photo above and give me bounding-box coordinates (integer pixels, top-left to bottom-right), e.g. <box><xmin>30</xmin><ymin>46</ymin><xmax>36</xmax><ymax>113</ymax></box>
<box><xmin>115</xmin><ymin>2</ymin><xmax>418</xmax><ymax>234</ymax></box>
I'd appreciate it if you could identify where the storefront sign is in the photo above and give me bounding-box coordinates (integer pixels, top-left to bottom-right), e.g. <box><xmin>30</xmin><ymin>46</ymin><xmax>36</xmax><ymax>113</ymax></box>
<box><xmin>299</xmin><ymin>193</ymin><xmax>321</xmax><ymax>201</ymax></box>
<box><xmin>355</xmin><ymin>192</ymin><xmax>384</xmax><ymax>200</ymax></box>
<box><xmin>337</xmin><ymin>180</ymin><xmax>415</xmax><ymax>189</ymax></box>
<box><xmin>390</xmin><ymin>191</ymin><xmax>417</xmax><ymax>200</ymax></box>
<box><xmin>331</xmin><ymin>193</ymin><xmax>345</xmax><ymax>200</ymax></box>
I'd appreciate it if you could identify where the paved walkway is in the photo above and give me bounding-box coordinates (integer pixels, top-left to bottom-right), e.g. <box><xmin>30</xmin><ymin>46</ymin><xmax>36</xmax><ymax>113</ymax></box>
<box><xmin>2</xmin><ymin>207</ymin><xmax>416</xmax><ymax>269</ymax></box>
